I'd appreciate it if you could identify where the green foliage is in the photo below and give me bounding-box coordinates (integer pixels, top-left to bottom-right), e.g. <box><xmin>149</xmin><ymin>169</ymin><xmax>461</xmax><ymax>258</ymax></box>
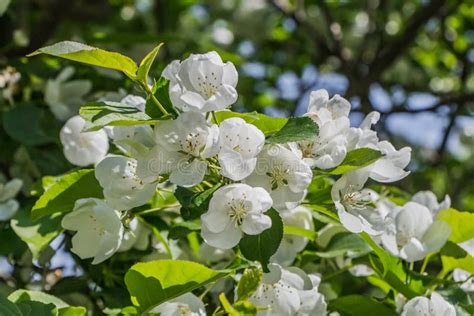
<box><xmin>314</xmin><ymin>232</ymin><xmax>370</xmax><ymax>258</ymax></box>
<box><xmin>32</xmin><ymin>169</ymin><xmax>103</xmax><ymax>220</ymax></box>
<box><xmin>328</xmin><ymin>295</ymin><xmax>397</xmax><ymax>316</ymax></box>
<box><xmin>236</xmin><ymin>267</ymin><xmax>262</xmax><ymax>301</ymax></box>
<box><xmin>0</xmin><ymin>295</ymin><xmax>22</xmax><ymax>316</ymax></box>
<box><xmin>28</xmin><ymin>41</ymin><xmax>138</xmax><ymax>78</ymax></box>
<box><xmin>266</xmin><ymin>116</ymin><xmax>319</xmax><ymax>144</ymax></box>
<box><xmin>325</xmin><ymin>148</ymin><xmax>383</xmax><ymax>175</ymax></box>
<box><xmin>174</xmin><ymin>184</ymin><xmax>221</xmax><ymax>220</ymax></box>
<box><xmin>239</xmin><ymin>208</ymin><xmax>283</xmax><ymax>272</ymax></box>
<box><xmin>124</xmin><ymin>260</ymin><xmax>229</xmax><ymax>313</ymax></box>
<box><xmin>136</xmin><ymin>43</ymin><xmax>163</xmax><ymax>82</ymax></box>
<box><xmin>10</xmin><ymin>209</ymin><xmax>63</xmax><ymax>260</ymax></box>
<box><xmin>214</xmin><ymin>111</ymin><xmax>288</xmax><ymax>136</ymax></box>
<box><xmin>79</xmin><ymin>101</ymin><xmax>157</xmax><ymax>131</ymax></box>
<box><xmin>437</xmin><ymin>208</ymin><xmax>474</xmax><ymax>243</ymax></box>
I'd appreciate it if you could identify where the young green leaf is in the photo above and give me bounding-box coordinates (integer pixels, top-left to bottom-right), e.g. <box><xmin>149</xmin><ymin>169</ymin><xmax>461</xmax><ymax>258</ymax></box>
<box><xmin>145</xmin><ymin>77</ymin><xmax>177</xmax><ymax>119</ymax></box>
<box><xmin>325</xmin><ymin>148</ymin><xmax>383</xmax><ymax>175</ymax></box>
<box><xmin>175</xmin><ymin>184</ymin><xmax>221</xmax><ymax>220</ymax></box>
<box><xmin>125</xmin><ymin>260</ymin><xmax>230</xmax><ymax>313</ymax></box>
<box><xmin>214</xmin><ymin>111</ymin><xmax>287</xmax><ymax>136</ymax></box>
<box><xmin>31</xmin><ymin>169</ymin><xmax>103</xmax><ymax>221</ymax></box>
<box><xmin>236</xmin><ymin>267</ymin><xmax>262</xmax><ymax>301</ymax></box>
<box><xmin>239</xmin><ymin>208</ymin><xmax>283</xmax><ymax>272</ymax></box>
<box><xmin>266</xmin><ymin>116</ymin><xmax>319</xmax><ymax>144</ymax></box>
<box><xmin>136</xmin><ymin>43</ymin><xmax>163</xmax><ymax>81</ymax></box>
<box><xmin>0</xmin><ymin>295</ymin><xmax>22</xmax><ymax>316</ymax></box>
<box><xmin>437</xmin><ymin>208</ymin><xmax>474</xmax><ymax>243</ymax></box>
<box><xmin>28</xmin><ymin>41</ymin><xmax>138</xmax><ymax>78</ymax></box>
<box><xmin>79</xmin><ymin>101</ymin><xmax>158</xmax><ymax>131</ymax></box>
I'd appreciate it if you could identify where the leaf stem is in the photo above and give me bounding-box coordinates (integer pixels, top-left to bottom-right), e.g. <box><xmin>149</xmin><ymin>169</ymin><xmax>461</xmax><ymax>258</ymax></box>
<box><xmin>140</xmin><ymin>81</ymin><xmax>169</xmax><ymax>116</ymax></box>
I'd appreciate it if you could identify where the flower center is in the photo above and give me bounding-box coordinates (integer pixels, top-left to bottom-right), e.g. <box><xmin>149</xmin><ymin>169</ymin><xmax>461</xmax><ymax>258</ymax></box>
<box><xmin>177</xmin><ymin>304</ymin><xmax>192</xmax><ymax>316</ymax></box>
<box><xmin>228</xmin><ymin>198</ymin><xmax>248</xmax><ymax>226</ymax></box>
<box><xmin>180</xmin><ymin>132</ymin><xmax>202</xmax><ymax>156</ymax></box>
<box><xmin>267</xmin><ymin>165</ymin><xmax>290</xmax><ymax>190</ymax></box>
<box><xmin>196</xmin><ymin>73</ymin><xmax>220</xmax><ymax>98</ymax></box>
<box><xmin>298</xmin><ymin>141</ymin><xmax>315</xmax><ymax>158</ymax></box>
<box><xmin>342</xmin><ymin>187</ymin><xmax>372</xmax><ymax>211</ymax></box>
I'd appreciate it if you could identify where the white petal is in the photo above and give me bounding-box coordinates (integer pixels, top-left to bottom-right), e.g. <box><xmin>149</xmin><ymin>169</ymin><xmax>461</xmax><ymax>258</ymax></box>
<box><xmin>201</xmin><ymin>221</ymin><xmax>242</xmax><ymax>249</ymax></box>
<box><xmin>241</xmin><ymin>213</ymin><xmax>272</xmax><ymax>235</ymax></box>
<box><xmin>169</xmin><ymin>159</ymin><xmax>207</xmax><ymax>187</ymax></box>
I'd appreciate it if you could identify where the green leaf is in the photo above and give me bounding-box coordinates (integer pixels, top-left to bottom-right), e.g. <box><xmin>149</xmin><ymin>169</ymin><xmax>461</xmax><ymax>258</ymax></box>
<box><xmin>233</xmin><ymin>301</ymin><xmax>257</xmax><ymax>315</ymax></box>
<box><xmin>325</xmin><ymin>148</ymin><xmax>383</xmax><ymax>175</ymax></box>
<box><xmin>328</xmin><ymin>295</ymin><xmax>397</xmax><ymax>316</ymax></box>
<box><xmin>15</xmin><ymin>301</ymin><xmax>57</xmax><ymax>316</ymax></box>
<box><xmin>125</xmin><ymin>260</ymin><xmax>230</xmax><ymax>313</ymax></box>
<box><xmin>136</xmin><ymin>43</ymin><xmax>163</xmax><ymax>81</ymax></box>
<box><xmin>214</xmin><ymin>111</ymin><xmax>288</xmax><ymax>136</ymax></box>
<box><xmin>437</xmin><ymin>208</ymin><xmax>474</xmax><ymax>243</ymax></box>
<box><xmin>58</xmin><ymin>307</ymin><xmax>87</xmax><ymax>316</ymax></box>
<box><xmin>236</xmin><ymin>267</ymin><xmax>262</xmax><ymax>301</ymax></box>
<box><xmin>440</xmin><ymin>241</ymin><xmax>468</xmax><ymax>258</ymax></box>
<box><xmin>168</xmin><ymin>222</ymin><xmax>201</xmax><ymax>240</ymax></box>
<box><xmin>8</xmin><ymin>290</ymin><xmax>68</xmax><ymax>308</ymax></box>
<box><xmin>266</xmin><ymin>117</ymin><xmax>319</xmax><ymax>144</ymax></box>
<box><xmin>10</xmin><ymin>208</ymin><xmax>63</xmax><ymax>260</ymax></box>
<box><xmin>283</xmin><ymin>225</ymin><xmax>317</xmax><ymax>241</ymax></box>
<box><xmin>28</xmin><ymin>41</ymin><xmax>138</xmax><ymax>78</ymax></box>
<box><xmin>3</xmin><ymin>105</ymin><xmax>54</xmax><ymax>146</ymax></box>
<box><xmin>314</xmin><ymin>232</ymin><xmax>370</xmax><ymax>258</ymax></box>
<box><xmin>32</xmin><ymin>169</ymin><xmax>103</xmax><ymax>221</ymax></box>
<box><xmin>239</xmin><ymin>208</ymin><xmax>283</xmax><ymax>272</ymax></box>
<box><xmin>79</xmin><ymin>101</ymin><xmax>158</xmax><ymax>131</ymax></box>
<box><xmin>145</xmin><ymin>77</ymin><xmax>176</xmax><ymax>119</ymax></box>
<box><xmin>442</xmin><ymin>255</ymin><xmax>474</xmax><ymax>275</ymax></box>
<box><xmin>0</xmin><ymin>295</ymin><xmax>22</xmax><ymax>316</ymax></box>
<box><xmin>219</xmin><ymin>293</ymin><xmax>239</xmax><ymax>316</ymax></box>
<box><xmin>175</xmin><ymin>184</ymin><xmax>221</xmax><ymax>220</ymax></box>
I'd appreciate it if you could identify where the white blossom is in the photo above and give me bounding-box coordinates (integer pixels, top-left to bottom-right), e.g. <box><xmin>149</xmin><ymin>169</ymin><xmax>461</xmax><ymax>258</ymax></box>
<box><xmin>0</xmin><ymin>178</ymin><xmax>22</xmax><ymax>221</ymax></box>
<box><xmin>60</xmin><ymin>115</ymin><xmax>109</xmax><ymax>167</ymax></box>
<box><xmin>245</xmin><ymin>145</ymin><xmax>312</xmax><ymax>211</ymax></box>
<box><xmin>95</xmin><ymin>155</ymin><xmax>157</xmax><ymax>210</ymax></box>
<box><xmin>201</xmin><ymin>183</ymin><xmax>272</xmax><ymax>249</ymax></box>
<box><xmin>249</xmin><ymin>264</ymin><xmax>327</xmax><ymax>316</ymax></box>
<box><xmin>381</xmin><ymin>201</ymin><xmax>451</xmax><ymax>262</ymax></box>
<box><xmin>61</xmin><ymin>198</ymin><xmax>123</xmax><ymax>264</ymax></box>
<box><xmin>163</xmin><ymin>51</ymin><xmax>238</xmax><ymax>112</ymax></box>
<box><xmin>347</xmin><ymin>111</ymin><xmax>411</xmax><ymax>183</ymax></box>
<box><xmin>453</xmin><ymin>269</ymin><xmax>474</xmax><ymax>292</ymax></box>
<box><xmin>271</xmin><ymin>206</ymin><xmax>314</xmax><ymax>266</ymax></box>
<box><xmin>137</xmin><ymin>112</ymin><xmax>219</xmax><ymax>187</ymax></box>
<box><xmin>411</xmin><ymin>190</ymin><xmax>451</xmax><ymax>216</ymax></box>
<box><xmin>331</xmin><ymin>171</ymin><xmax>388</xmax><ymax>235</ymax></box>
<box><xmin>45</xmin><ymin>66</ymin><xmax>92</xmax><ymax>121</ymax></box>
<box><xmin>401</xmin><ymin>292</ymin><xmax>456</xmax><ymax>316</ymax></box>
<box><xmin>291</xmin><ymin>89</ymin><xmax>351</xmax><ymax>169</ymax></box>
<box><xmin>218</xmin><ymin>117</ymin><xmax>265</xmax><ymax>181</ymax></box>
<box><xmin>151</xmin><ymin>293</ymin><xmax>206</xmax><ymax>316</ymax></box>
<box><xmin>118</xmin><ymin>218</ymin><xmax>151</xmax><ymax>252</ymax></box>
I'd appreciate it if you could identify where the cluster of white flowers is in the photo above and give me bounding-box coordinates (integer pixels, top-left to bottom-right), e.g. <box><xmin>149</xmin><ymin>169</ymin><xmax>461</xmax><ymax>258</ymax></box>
<box><xmin>52</xmin><ymin>50</ymin><xmax>468</xmax><ymax>315</ymax></box>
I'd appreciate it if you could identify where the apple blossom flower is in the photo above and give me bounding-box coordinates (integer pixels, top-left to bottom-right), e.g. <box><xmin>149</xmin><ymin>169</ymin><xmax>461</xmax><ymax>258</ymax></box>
<box><xmin>290</xmin><ymin>89</ymin><xmax>351</xmax><ymax>169</ymax></box>
<box><xmin>401</xmin><ymin>292</ymin><xmax>456</xmax><ymax>316</ymax></box>
<box><xmin>0</xmin><ymin>178</ymin><xmax>22</xmax><ymax>221</ymax></box>
<box><xmin>45</xmin><ymin>66</ymin><xmax>92</xmax><ymax>121</ymax></box>
<box><xmin>218</xmin><ymin>117</ymin><xmax>265</xmax><ymax>181</ymax></box>
<box><xmin>61</xmin><ymin>198</ymin><xmax>123</xmax><ymax>264</ymax></box>
<box><xmin>453</xmin><ymin>269</ymin><xmax>474</xmax><ymax>292</ymax></box>
<box><xmin>95</xmin><ymin>155</ymin><xmax>157</xmax><ymax>210</ymax></box>
<box><xmin>331</xmin><ymin>172</ymin><xmax>388</xmax><ymax>235</ymax></box>
<box><xmin>200</xmin><ymin>183</ymin><xmax>273</xmax><ymax>249</ymax></box>
<box><xmin>163</xmin><ymin>51</ymin><xmax>238</xmax><ymax>112</ymax></box>
<box><xmin>118</xmin><ymin>218</ymin><xmax>151</xmax><ymax>252</ymax></box>
<box><xmin>60</xmin><ymin>115</ymin><xmax>109</xmax><ymax>167</ymax></box>
<box><xmin>271</xmin><ymin>206</ymin><xmax>314</xmax><ymax>266</ymax></box>
<box><xmin>151</xmin><ymin>293</ymin><xmax>206</xmax><ymax>316</ymax></box>
<box><xmin>249</xmin><ymin>264</ymin><xmax>327</xmax><ymax>316</ymax></box>
<box><xmin>411</xmin><ymin>190</ymin><xmax>451</xmax><ymax>216</ymax></box>
<box><xmin>347</xmin><ymin>111</ymin><xmax>411</xmax><ymax>183</ymax></box>
<box><xmin>137</xmin><ymin>112</ymin><xmax>219</xmax><ymax>187</ymax></box>
<box><xmin>245</xmin><ymin>145</ymin><xmax>312</xmax><ymax>211</ymax></box>
<box><xmin>381</xmin><ymin>201</ymin><xmax>451</xmax><ymax>262</ymax></box>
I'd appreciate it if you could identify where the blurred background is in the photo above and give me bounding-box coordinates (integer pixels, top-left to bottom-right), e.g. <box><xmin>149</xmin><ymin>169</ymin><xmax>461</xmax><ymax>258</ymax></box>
<box><xmin>1</xmin><ymin>0</ymin><xmax>474</xmax><ymax>311</ymax></box>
